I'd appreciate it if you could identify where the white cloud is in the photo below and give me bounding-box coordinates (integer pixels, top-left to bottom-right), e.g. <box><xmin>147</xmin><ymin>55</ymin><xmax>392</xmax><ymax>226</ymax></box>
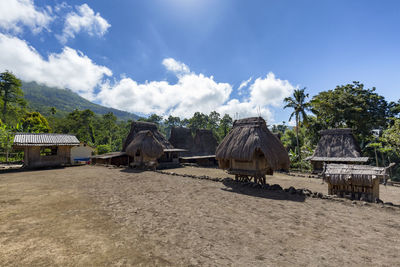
<box><xmin>97</xmin><ymin>71</ymin><xmax>232</xmax><ymax>118</ymax></box>
<box><xmin>96</xmin><ymin>58</ymin><xmax>295</xmax><ymax>122</ymax></box>
<box><xmin>57</xmin><ymin>3</ymin><xmax>110</xmax><ymax>43</ymax></box>
<box><xmin>249</xmin><ymin>72</ymin><xmax>294</xmax><ymax>107</ymax></box>
<box><xmin>0</xmin><ymin>33</ymin><xmax>112</xmax><ymax>99</ymax></box>
<box><xmin>238</xmin><ymin>77</ymin><xmax>252</xmax><ymax>91</ymax></box>
<box><xmin>217</xmin><ymin>99</ymin><xmax>273</xmax><ymax>122</ymax></box>
<box><xmin>0</xmin><ymin>0</ymin><xmax>52</xmax><ymax>34</ymax></box>
<box><xmin>162</xmin><ymin>58</ymin><xmax>190</xmax><ymax>75</ymax></box>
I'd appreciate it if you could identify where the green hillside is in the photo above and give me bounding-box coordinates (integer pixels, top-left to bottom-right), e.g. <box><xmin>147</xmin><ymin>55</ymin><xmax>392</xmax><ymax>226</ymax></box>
<box><xmin>21</xmin><ymin>81</ymin><xmax>139</xmax><ymax>121</ymax></box>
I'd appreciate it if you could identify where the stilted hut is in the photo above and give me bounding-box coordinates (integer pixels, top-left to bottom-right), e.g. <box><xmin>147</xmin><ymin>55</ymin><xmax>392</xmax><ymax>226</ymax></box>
<box><xmin>13</xmin><ymin>133</ymin><xmax>80</xmax><ymax>168</ymax></box>
<box><xmin>307</xmin><ymin>129</ymin><xmax>369</xmax><ymax>173</ymax></box>
<box><xmin>122</xmin><ymin>121</ymin><xmax>185</xmax><ymax>168</ymax></box>
<box><xmin>122</xmin><ymin>121</ymin><xmax>174</xmax><ymax>151</ymax></box>
<box><xmin>322</xmin><ymin>163</ymin><xmax>390</xmax><ymax>202</ymax></box>
<box><xmin>216</xmin><ymin>117</ymin><xmax>290</xmax><ymax>184</ymax></box>
<box><xmin>125</xmin><ymin>130</ymin><xmax>163</xmax><ymax>169</ymax></box>
<box><xmin>193</xmin><ymin>129</ymin><xmax>218</xmax><ymax>156</ymax></box>
<box><xmin>168</xmin><ymin>127</ymin><xmax>194</xmax><ymax>157</ymax></box>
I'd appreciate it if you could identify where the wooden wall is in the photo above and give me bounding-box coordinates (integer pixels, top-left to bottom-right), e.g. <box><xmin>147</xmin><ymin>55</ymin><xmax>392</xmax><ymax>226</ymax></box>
<box><xmin>328</xmin><ymin>179</ymin><xmax>380</xmax><ymax>201</ymax></box>
<box><xmin>23</xmin><ymin>146</ymin><xmax>72</xmax><ymax>168</ymax></box>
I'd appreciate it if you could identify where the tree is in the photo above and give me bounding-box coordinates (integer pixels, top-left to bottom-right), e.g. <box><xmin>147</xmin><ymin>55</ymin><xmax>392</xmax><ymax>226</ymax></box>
<box><xmin>102</xmin><ymin>112</ymin><xmax>117</xmax><ymax>147</ymax></box>
<box><xmin>207</xmin><ymin>111</ymin><xmax>220</xmax><ymax>136</ymax></box>
<box><xmin>55</xmin><ymin>109</ymin><xmax>96</xmax><ymax>144</ymax></box>
<box><xmin>188</xmin><ymin>112</ymin><xmax>208</xmax><ymax>133</ymax></box>
<box><xmin>20</xmin><ymin>112</ymin><xmax>51</xmax><ymax>133</ymax></box>
<box><xmin>164</xmin><ymin>115</ymin><xmax>181</xmax><ymax>138</ymax></box>
<box><xmin>310</xmin><ymin>82</ymin><xmax>390</xmax><ymax>141</ymax></box>
<box><xmin>138</xmin><ymin>114</ymin><xmax>163</xmax><ymax>125</ymax></box>
<box><xmin>219</xmin><ymin>113</ymin><xmax>233</xmax><ymax>140</ymax></box>
<box><xmin>0</xmin><ymin>71</ymin><xmax>26</xmax><ymax>124</ymax></box>
<box><xmin>284</xmin><ymin>87</ymin><xmax>310</xmax><ymax>168</ymax></box>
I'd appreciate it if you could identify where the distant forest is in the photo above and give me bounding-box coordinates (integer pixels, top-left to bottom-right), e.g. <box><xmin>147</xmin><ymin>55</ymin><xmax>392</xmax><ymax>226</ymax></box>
<box><xmin>2</xmin><ymin>71</ymin><xmax>400</xmax><ymax>180</ymax></box>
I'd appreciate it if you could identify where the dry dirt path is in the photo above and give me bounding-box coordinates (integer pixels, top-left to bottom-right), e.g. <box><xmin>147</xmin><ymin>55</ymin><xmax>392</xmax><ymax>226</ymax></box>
<box><xmin>1</xmin><ymin>165</ymin><xmax>400</xmax><ymax>266</ymax></box>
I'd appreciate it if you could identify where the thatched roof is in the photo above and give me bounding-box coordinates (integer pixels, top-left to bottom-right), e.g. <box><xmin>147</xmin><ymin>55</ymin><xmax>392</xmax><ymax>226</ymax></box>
<box><xmin>323</xmin><ymin>163</ymin><xmax>388</xmax><ymax>186</ymax></box>
<box><xmin>169</xmin><ymin>127</ymin><xmax>194</xmax><ymax>156</ymax></box>
<box><xmin>216</xmin><ymin>117</ymin><xmax>290</xmax><ymax>170</ymax></box>
<box><xmin>122</xmin><ymin>121</ymin><xmax>173</xmax><ymax>151</ymax></box>
<box><xmin>309</xmin><ymin>128</ymin><xmax>367</xmax><ymax>162</ymax></box>
<box><xmin>125</xmin><ymin>130</ymin><xmax>164</xmax><ymax>159</ymax></box>
<box><xmin>193</xmin><ymin>129</ymin><xmax>218</xmax><ymax>156</ymax></box>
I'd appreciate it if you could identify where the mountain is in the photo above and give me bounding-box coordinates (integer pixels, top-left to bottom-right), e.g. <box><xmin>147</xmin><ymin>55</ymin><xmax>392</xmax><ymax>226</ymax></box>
<box><xmin>21</xmin><ymin>81</ymin><xmax>139</xmax><ymax>121</ymax></box>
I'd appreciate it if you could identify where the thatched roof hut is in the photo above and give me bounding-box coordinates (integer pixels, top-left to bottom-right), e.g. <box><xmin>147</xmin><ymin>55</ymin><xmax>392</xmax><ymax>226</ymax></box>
<box><xmin>122</xmin><ymin>121</ymin><xmax>173</xmax><ymax>151</ymax></box>
<box><xmin>125</xmin><ymin>130</ymin><xmax>164</xmax><ymax>168</ymax></box>
<box><xmin>193</xmin><ymin>129</ymin><xmax>218</xmax><ymax>156</ymax></box>
<box><xmin>307</xmin><ymin>128</ymin><xmax>369</xmax><ymax>172</ymax></box>
<box><xmin>216</xmin><ymin>117</ymin><xmax>289</xmax><ymax>183</ymax></box>
<box><xmin>322</xmin><ymin>163</ymin><xmax>389</xmax><ymax>201</ymax></box>
<box><xmin>168</xmin><ymin>127</ymin><xmax>194</xmax><ymax>156</ymax></box>
<box><xmin>126</xmin><ymin>130</ymin><xmax>164</xmax><ymax>159</ymax></box>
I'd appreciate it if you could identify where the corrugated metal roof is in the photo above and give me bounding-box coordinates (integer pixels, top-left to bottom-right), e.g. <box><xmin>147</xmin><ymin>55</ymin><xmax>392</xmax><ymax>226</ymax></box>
<box><xmin>13</xmin><ymin>133</ymin><xmax>80</xmax><ymax>146</ymax></box>
<box><xmin>307</xmin><ymin>156</ymin><xmax>369</xmax><ymax>162</ymax></box>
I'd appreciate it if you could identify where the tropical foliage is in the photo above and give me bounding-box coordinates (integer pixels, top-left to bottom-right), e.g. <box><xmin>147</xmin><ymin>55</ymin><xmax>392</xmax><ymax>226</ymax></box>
<box><xmin>2</xmin><ymin>72</ymin><xmax>400</xmax><ymax>181</ymax></box>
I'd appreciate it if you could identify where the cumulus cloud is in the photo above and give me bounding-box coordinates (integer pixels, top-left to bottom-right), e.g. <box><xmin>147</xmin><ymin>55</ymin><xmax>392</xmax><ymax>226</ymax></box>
<box><xmin>57</xmin><ymin>3</ymin><xmax>110</xmax><ymax>43</ymax></box>
<box><xmin>217</xmin><ymin>99</ymin><xmax>273</xmax><ymax>122</ymax></box>
<box><xmin>249</xmin><ymin>72</ymin><xmax>294</xmax><ymax>107</ymax></box>
<box><xmin>238</xmin><ymin>77</ymin><xmax>252</xmax><ymax>91</ymax></box>
<box><xmin>97</xmin><ymin>71</ymin><xmax>232</xmax><ymax>118</ymax></box>
<box><xmin>162</xmin><ymin>58</ymin><xmax>190</xmax><ymax>75</ymax></box>
<box><xmin>0</xmin><ymin>0</ymin><xmax>52</xmax><ymax>34</ymax></box>
<box><xmin>0</xmin><ymin>33</ymin><xmax>112</xmax><ymax>99</ymax></box>
<box><xmin>96</xmin><ymin>58</ymin><xmax>295</xmax><ymax>121</ymax></box>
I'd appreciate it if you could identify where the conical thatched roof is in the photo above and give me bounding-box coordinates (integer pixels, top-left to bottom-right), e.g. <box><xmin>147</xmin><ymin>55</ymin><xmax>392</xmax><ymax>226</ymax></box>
<box><xmin>216</xmin><ymin>117</ymin><xmax>290</xmax><ymax>170</ymax></box>
<box><xmin>310</xmin><ymin>128</ymin><xmax>366</xmax><ymax>161</ymax></box>
<box><xmin>169</xmin><ymin>127</ymin><xmax>194</xmax><ymax>156</ymax></box>
<box><xmin>122</xmin><ymin>121</ymin><xmax>173</xmax><ymax>151</ymax></box>
<box><xmin>193</xmin><ymin>129</ymin><xmax>218</xmax><ymax>156</ymax></box>
<box><xmin>125</xmin><ymin>130</ymin><xmax>164</xmax><ymax>159</ymax></box>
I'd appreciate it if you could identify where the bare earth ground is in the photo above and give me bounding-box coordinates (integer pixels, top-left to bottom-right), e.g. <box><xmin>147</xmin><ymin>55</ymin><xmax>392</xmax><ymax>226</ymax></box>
<box><xmin>0</xmin><ymin>165</ymin><xmax>399</xmax><ymax>266</ymax></box>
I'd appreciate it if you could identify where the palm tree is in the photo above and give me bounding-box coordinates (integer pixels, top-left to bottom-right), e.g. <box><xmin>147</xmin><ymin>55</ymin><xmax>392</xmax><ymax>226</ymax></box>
<box><xmin>284</xmin><ymin>87</ymin><xmax>310</xmax><ymax>170</ymax></box>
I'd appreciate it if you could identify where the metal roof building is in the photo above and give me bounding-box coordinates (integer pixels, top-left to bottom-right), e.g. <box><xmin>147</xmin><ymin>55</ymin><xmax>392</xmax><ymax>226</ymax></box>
<box><xmin>13</xmin><ymin>133</ymin><xmax>80</xmax><ymax>168</ymax></box>
<box><xmin>13</xmin><ymin>133</ymin><xmax>80</xmax><ymax>146</ymax></box>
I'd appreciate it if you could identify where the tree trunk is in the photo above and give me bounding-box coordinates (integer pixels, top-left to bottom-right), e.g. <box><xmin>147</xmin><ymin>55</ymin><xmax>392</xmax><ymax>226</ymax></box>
<box><xmin>5</xmin><ymin>133</ymin><xmax>9</xmax><ymax>163</ymax></box>
<box><xmin>374</xmin><ymin>147</ymin><xmax>379</xmax><ymax>167</ymax></box>
<box><xmin>2</xmin><ymin>93</ymin><xmax>7</xmax><ymax>123</ymax></box>
<box><xmin>296</xmin><ymin>114</ymin><xmax>301</xmax><ymax>172</ymax></box>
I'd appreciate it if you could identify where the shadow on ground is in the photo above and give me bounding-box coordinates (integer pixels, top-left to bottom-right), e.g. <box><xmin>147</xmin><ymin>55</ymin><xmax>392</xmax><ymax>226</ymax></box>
<box><xmin>222</xmin><ymin>179</ymin><xmax>306</xmax><ymax>202</ymax></box>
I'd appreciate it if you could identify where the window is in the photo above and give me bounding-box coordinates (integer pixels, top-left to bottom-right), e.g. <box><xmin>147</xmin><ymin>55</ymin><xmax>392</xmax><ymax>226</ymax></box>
<box><xmin>40</xmin><ymin>146</ymin><xmax>58</xmax><ymax>156</ymax></box>
<box><xmin>135</xmin><ymin>150</ymin><xmax>140</xmax><ymax>157</ymax></box>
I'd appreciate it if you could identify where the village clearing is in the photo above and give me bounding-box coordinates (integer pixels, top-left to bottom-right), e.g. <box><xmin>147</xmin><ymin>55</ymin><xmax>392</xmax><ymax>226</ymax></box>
<box><xmin>1</xmin><ymin>165</ymin><xmax>400</xmax><ymax>266</ymax></box>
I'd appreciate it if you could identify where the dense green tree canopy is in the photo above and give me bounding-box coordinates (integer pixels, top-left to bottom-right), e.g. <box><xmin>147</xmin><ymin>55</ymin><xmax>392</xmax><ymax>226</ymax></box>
<box><xmin>0</xmin><ymin>71</ymin><xmax>26</xmax><ymax>124</ymax></box>
<box><xmin>310</xmin><ymin>82</ymin><xmax>391</xmax><ymax>139</ymax></box>
<box><xmin>21</xmin><ymin>112</ymin><xmax>51</xmax><ymax>133</ymax></box>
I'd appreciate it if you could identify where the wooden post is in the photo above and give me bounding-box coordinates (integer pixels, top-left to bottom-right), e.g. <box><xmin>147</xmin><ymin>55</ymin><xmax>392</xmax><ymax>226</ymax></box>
<box><xmin>5</xmin><ymin>133</ymin><xmax>9</xmax><ymax>163</ymax></box>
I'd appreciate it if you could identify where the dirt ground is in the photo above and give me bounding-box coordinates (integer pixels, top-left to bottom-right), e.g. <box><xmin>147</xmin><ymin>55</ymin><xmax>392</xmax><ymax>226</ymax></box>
<box><xmin>1</xmin><ymin>165</ymin><xmax>400</xmax><ymax>266</ymax></box>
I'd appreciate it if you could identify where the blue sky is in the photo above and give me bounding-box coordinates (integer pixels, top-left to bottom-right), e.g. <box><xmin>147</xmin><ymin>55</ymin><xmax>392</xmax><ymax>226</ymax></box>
<box><xmin>0</xmin><ymin>0</ymin><xmax>399</xmax><ymax>124</ymax></box>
